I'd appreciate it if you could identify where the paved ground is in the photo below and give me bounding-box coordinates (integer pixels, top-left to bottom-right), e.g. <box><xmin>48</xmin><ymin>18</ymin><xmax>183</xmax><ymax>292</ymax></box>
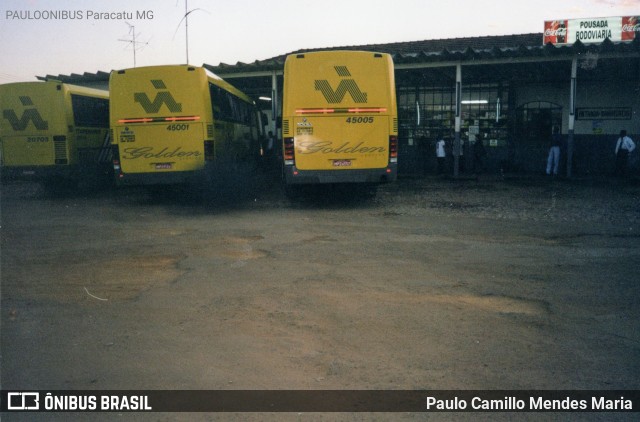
<box><xmin>1</xmin><ymin>174</ymin><xmax>639</xmax><ymax>421</ymax></box>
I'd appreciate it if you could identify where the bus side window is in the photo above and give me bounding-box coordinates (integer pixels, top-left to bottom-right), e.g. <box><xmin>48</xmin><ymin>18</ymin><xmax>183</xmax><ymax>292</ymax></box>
<box><xmin>209</xmin><ymin>83</ymin><xmax>252</xmax><ymax>126</ymax></box>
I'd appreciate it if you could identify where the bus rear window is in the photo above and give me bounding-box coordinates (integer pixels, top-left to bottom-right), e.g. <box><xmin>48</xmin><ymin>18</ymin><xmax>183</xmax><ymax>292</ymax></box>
<box><xmin>71</xmin><ymin>94</ymin><xmax>109</xmax><ymax>128</ymax></box>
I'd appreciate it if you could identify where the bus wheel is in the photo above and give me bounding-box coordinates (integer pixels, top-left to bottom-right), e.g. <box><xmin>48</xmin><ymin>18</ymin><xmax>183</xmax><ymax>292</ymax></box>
<box><xmin>283</xmin><ymin>184</ymin><xmax>303</xmax><ymax>201</ymax></box>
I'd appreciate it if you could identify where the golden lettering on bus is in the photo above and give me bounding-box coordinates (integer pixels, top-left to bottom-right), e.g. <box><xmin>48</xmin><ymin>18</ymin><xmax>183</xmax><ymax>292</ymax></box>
<box><xmin>297</xmin><ymin>140</ymin><xmax>386</xmax><ymax>154</ymax></box>
<box><xmin>122</xmin><ymin>146</ymin><xmax>201</xmax><ymax>159</ymax></box>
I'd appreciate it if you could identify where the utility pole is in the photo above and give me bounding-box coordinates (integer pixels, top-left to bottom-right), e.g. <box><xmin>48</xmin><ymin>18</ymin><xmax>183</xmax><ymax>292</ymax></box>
<box><xmin>176</xmin><ymin>1</ymin><xmax>208</xmax><ymax>65</ymax></box>
<box><xmin>185</xmin><ymin>0</ymin><xmax>189</xmax><ymax>64</ymax></box>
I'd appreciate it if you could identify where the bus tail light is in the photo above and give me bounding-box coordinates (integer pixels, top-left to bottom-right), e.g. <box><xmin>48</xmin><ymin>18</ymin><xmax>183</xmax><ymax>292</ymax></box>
<box><xmin>112</xmin><ymin>145</ymin><xmax>123</xmax><ymax>178</ymax></box>
<box><xmin>283</xmin><ymin>137</ymin><xmax>295</xmax><ymax>165</ymax></box>
<box><xmin>204</xmin><ymin>141</ymin><xmax>214</xmax><ymax>161</ymax></box>
<box><xmin>294</xmin><ymin>107</ymin><xmax>387</xmax><ymax>114</ymax></box>
<box><xmin>117</xmin><ymin>116</ymin><xmax>200</xmax><ymax>124</ymax></box>
<box><xmin>389</xmin><ymin>136</ymin><xmax>398</xmax><ymax>163</ymax></box>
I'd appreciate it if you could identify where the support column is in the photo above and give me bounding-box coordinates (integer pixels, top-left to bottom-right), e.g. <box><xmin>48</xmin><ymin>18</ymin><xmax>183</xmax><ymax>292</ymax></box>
<box><xmin>454</xmin><ymin>63</ymin><xmax>462</xmax><ymax>178</ymax></box>
<box><xmin>567</xmin><ymin>57</ymin><xmax>577</xmax><ymax>178</ymax></box>
<box><xmin>271</xmin><ymin>71</ymin><xmax>278</xmax><ymax>123</ymax></box>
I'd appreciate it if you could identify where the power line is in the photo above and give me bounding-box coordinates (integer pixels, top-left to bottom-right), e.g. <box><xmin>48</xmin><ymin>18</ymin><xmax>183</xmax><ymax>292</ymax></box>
<box><xmin>0</xmin><ymin>72</ymin><xmax>31</xmax><ymax>83</ymax></box>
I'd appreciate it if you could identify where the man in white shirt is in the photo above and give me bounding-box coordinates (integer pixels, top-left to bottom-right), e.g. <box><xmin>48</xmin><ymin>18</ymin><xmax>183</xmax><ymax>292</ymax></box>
<box><xmin>435</xmin><ymin>136</ymin><xmax>446</xmax><ymax>175</ymax></box>
<box><xmin>614</xmin><ymin>130</ymin><xmax>636</xmax><ymax>177</ymax></box>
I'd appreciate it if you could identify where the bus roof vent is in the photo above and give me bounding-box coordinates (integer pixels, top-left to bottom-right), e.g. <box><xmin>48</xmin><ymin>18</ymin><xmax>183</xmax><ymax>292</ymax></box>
<box><xmin>296</xmin><ymin>54</ymin><xmax>305</xmax><ymax>59</ymax></box>
<box><xmin>117</xmin><ymin>70</ymin><xmax>125</xmax><ymax>74</ymax></box>
<box><xmin>187</xmin><ymin>67</ymin><xmax>196</xmax><ymax>71</ymax></box>
<box><xmin>374</xmin><ymin>53</ymin><xmax>383</xmax><ymax>58</ymax></box>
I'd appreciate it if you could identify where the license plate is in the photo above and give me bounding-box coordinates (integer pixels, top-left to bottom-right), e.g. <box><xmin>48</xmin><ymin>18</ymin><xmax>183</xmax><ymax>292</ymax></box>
<box><xmin>333</xmin><ymin>160</ymin><xmax>352</xmax><ymax>167</ymax></box>
<box><xmin>155</xmin><ymin>163</ymin><xmax>172</xmax><ymax>170</ymax></box>
<box><xmin>22</xmin><ymin>170</ymin><xmax>36</xmax><ymax>175</ymax></box>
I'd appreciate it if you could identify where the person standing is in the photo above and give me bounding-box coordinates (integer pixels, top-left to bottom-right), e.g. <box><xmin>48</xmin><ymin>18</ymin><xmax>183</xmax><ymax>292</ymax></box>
<box><xmin>264</xmin><ymin>131</ymin><xmax>275</xmax><ymax>157</ymax></box>
<box><xmin>614</xmin><ymin>129</ymin><xmax>636</xmax><ymax>177</ymax></box>
<box><xmin>435</xmin><ymin>135</ymin><xmax>446</xmax><ymax>175</ymax></box>
<box><xmin>416</xmin><ymin>135</ymin><xmax>430</xmax><ymax>175</ymax></box>
<box><xmin>452</xmin><ymin>137</ymin><xmax>464</xmax><ymax>173</ymax></box>
<box><xmin>473</xmin><ymin>138</ymin><xmax>487</xmax><ymax>174</ymax></box>
<box><xmin>546</xmin><ymin>126</ymin><xmax>562</xmax><ymax>176</ymax></box>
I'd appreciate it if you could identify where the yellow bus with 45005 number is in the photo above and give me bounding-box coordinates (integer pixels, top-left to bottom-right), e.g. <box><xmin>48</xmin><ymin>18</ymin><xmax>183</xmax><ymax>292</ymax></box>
<box><xmin>281</xmin><ymin>50</ymin><xmax>398</xmax><ymax>189</ymax></box>
<box><xmin>110</xmin><ymin>64</ymin><xmax>265</xmax><ymax>186</ymax></box>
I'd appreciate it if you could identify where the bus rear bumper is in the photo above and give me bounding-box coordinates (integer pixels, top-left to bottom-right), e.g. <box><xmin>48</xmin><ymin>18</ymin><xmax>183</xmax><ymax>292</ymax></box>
<box><xmin>1</xmin><ymin>165</ymin><xmax>76</xmax><ymax>182</ymax></box>
<box><xmin>283</xmin><ymin>164</ymin><xmax>397</xmax><ymax>185</ymax></box>
<box><xmin>115</xmin><ymin>170</ymin><xmax>203</xmax><ymax>186</ymax></box>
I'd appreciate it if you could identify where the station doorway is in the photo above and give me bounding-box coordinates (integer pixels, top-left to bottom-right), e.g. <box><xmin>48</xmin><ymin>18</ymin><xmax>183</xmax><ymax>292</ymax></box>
<box><xmin>512</xmin><ymin>101</ymin><xmax>563</xmax><ymax>173</ymax></box>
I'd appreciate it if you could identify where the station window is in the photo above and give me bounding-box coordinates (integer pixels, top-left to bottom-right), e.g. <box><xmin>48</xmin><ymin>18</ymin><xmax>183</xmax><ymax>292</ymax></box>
<box><xmin>398</xmin><ymin>84</ymin><xmax>509</xmax><ymax>147</ymax></box>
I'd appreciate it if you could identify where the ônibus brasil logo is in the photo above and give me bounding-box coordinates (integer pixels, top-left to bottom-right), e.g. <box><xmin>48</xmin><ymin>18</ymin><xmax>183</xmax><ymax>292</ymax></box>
<box><xmin>2</xmin><ymin>96</ymin><xmax>49</xmax><ymax>131</ymax></box>
<box><xmin>314</xmin><ymin>66</ymin><xmax>368</xmax><ymax>104</ymax></box>
<box><xmin>134</xmin><ymin>80</ymin><xmax>182</xmax><ymax>113</ymax></box>
<box><xmin>7</xmin><ymin>392</ymin><xmax>40</xmax><ymax>410</ymax></box>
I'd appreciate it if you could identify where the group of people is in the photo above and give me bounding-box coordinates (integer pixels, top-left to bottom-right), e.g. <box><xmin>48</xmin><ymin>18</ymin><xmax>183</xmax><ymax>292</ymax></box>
<box><xmin>545</xmin><ymin>127</ymin><xmax>636</xmax><ymax>177</ymax></box>
<box><xmin>430</xmin><ymin>128</ymin><xmax>636</xmax><ymax>177</ymax></box>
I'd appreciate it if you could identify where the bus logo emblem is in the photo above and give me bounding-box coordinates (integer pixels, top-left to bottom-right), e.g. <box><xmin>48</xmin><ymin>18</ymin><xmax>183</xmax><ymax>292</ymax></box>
<box><xmin>2</xmin><ymin>96</ymin><xmax>49</xmax><ymax>131</ymax></box>
<box><xmin>314</xmin><ymin>66</ymin><xmax>368</xmax><ymax>104</ymax></box>
<box><xmin>134</xmin><ymin>80</ymin><xmax>183</xmax><ymax>113</ymax></box>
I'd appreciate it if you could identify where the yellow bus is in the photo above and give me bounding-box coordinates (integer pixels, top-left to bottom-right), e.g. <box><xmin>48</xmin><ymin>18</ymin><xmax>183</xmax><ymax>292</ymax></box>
<box><xmin>110</xmin><ymin>65</ymin><xmax>264</xmax><ymax>186</ymax></box>
<box><xmin>281</xmin><ymin>50</ymin><xmax>398</xmax><ymax>189</ymax></box>
<box><xmin>0</xmin><ymin>80</ymin><xmax>110</xmax><ymax>186</ymax></box>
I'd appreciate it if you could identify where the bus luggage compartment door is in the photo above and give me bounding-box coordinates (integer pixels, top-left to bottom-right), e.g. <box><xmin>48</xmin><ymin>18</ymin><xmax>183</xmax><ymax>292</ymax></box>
<box><xmin>1</xmin><ymin>135</ymin><xmax>55</xmax><ymax>166</ymax></box>
<box><xmin>114</xmin><ymin>122</ymin><xmax>205</xmax><ymax>174</ymax></box>
<box><xmin>293</xmin><ymin>115</ymin><xmax>389</xmax><ymax>171</ymax></box>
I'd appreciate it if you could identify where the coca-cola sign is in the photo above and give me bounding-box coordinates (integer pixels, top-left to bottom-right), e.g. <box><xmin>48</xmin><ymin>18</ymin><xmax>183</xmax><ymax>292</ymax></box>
<box><xmin>543</xmin><ymin>16</ymin><xmax>639</xmax><ymax>45</ymax></box>
<box><xmin>621</xmin><ymin>16</ymin><xmax>640</xmax><ymax>41</ymax></box>
<box><xmin>543</xmin><ymin>20</ymin><xmax>568</xmax><ymax>44</ymax></box>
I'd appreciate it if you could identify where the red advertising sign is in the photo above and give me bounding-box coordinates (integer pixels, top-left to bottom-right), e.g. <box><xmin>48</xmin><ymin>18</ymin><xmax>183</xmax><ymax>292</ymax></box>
<box><xmin>544</xmin><ymin>20</ymin><xmax>568</xmax><ymax>44</ymax></box>
<box><xmin>544</xmin><ymin>16</ymin><xmax>639</xmax><ymax>45</ymax></box>
<box><xmin>621</xmin><ymin>16</ymin><xmax>639</xmax><ymax>41</ymax></box>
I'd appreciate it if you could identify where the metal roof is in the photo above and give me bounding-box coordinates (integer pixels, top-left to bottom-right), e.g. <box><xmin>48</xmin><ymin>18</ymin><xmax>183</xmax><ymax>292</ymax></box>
<box><xmin>207</xmin><ymin>33</ymin><xmax>548</xmax><ymax>73</ymax></box>
<box><xmin>36</xmin><ymin>33</ymin><xmax>640</xmax><ymax>83</ymax></box>
<box><xmin>36</xmin><ymin>70</ymin><xmax>111</xmax><ymax>84</ymax></box>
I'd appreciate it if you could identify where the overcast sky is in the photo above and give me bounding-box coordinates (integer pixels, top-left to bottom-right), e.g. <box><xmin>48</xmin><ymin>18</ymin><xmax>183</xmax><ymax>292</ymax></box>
<box><xmin>0</xmin><ymin>0</ymin><xmax>637</xmax><ymax>82</ymax></box>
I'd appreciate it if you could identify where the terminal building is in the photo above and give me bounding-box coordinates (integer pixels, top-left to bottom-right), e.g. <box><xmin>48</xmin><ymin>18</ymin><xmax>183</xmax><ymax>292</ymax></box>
<box><xmin>39</xmin><ymin>16</ymin><xmax>640</xmax><ymax>177</ymax></box>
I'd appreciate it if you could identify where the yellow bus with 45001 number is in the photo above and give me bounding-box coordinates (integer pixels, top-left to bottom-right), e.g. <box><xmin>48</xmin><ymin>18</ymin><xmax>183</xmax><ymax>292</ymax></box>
<box><xmin>110</xmin><ymin>64</ymin><xmax>265</xmax><ymax>186</ymax></box>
